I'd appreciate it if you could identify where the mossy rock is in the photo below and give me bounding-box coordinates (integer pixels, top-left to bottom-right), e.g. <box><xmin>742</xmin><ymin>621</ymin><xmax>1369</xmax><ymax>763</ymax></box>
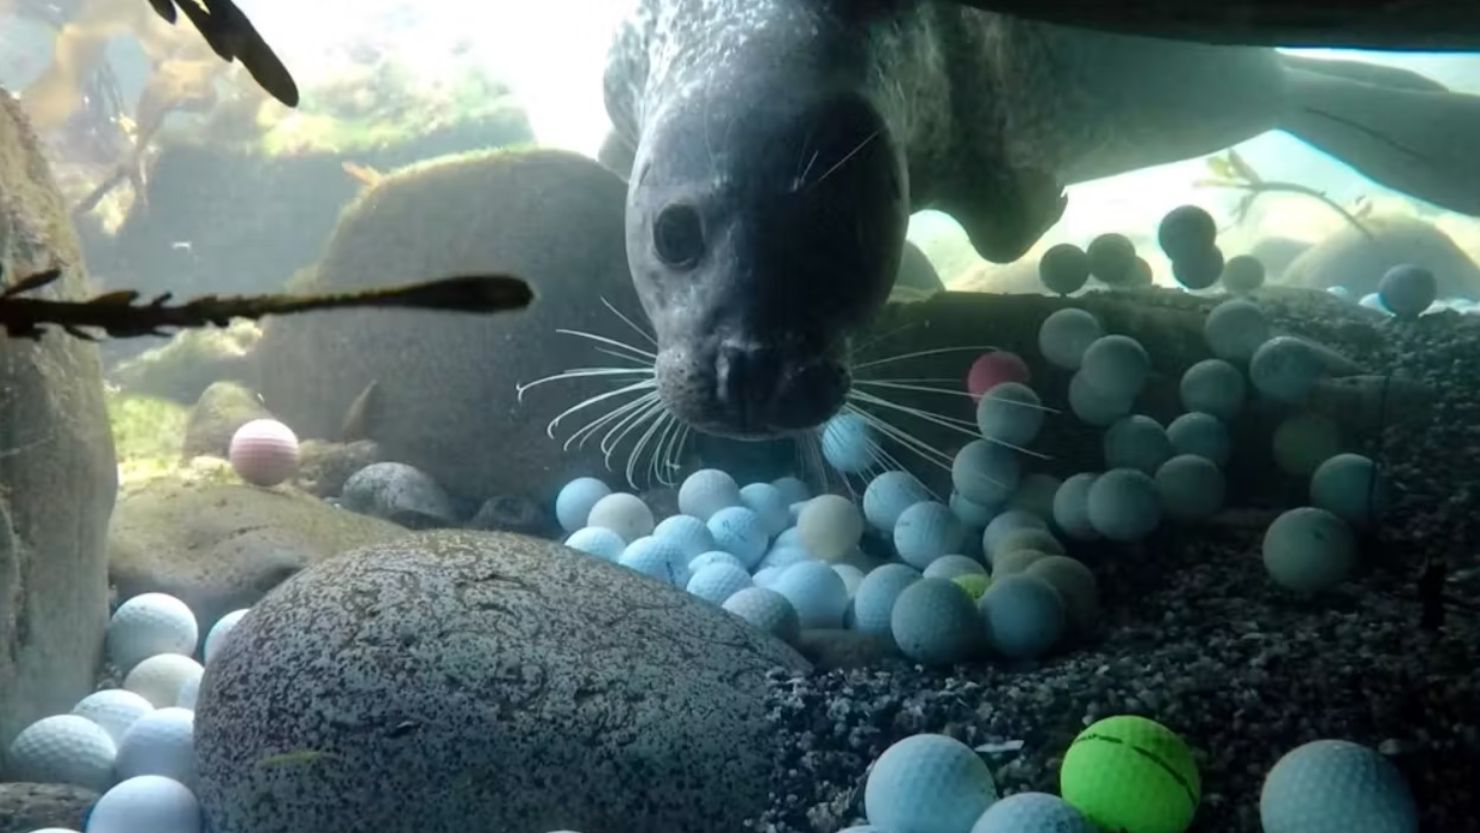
<box><xmin>1281</xmin><ymin>213</ymin><xmax>1480</xmax><ymax>296</ymax></box>
<box><xmin>182</xmin><ymin>381</ymin><xmax>272</xmax><ymax>460</ymax></box>
<box><xmin>108</xmin><ymin>320</ymin><xmax>260</xmax><ymax>404</ymax></box>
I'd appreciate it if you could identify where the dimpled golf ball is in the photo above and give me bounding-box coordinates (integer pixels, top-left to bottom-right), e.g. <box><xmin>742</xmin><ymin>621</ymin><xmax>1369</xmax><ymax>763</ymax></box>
<box><xmin>822</xmin><ymin>411</ymin><xmax>877</xmax><ymax>474</ymax></box>
<box><xmin>968</xmin><ymin>351</ymin><xmax>1032</xmax><ymax>400</ymax></box>
<box><xmin>89</xmin><ymin>774</ymin><xmax>202</xmax><ymax>833</ymax></box>
<box><xmin>1250</xmin><ymin>336</ymin><xmax>1327</xmax><ymax>403</ymax></box>
<box><xmin>116</xmin><ymin>706</ymin><xmax>195</xmax><ymax>786</ymax></box>
<box><xmin>1310</xmin><ymin>453</ymin><xmax>1389</xmax><ymax>526</ymax></box>
<box><xmin>1061</xmin><ymin>715</ymin><xmax>1200</xmax><ymax>833</ymax></box>
<box><xmin>759</xmin><ymin>544</ymin><xmax>811</xmax><ymax>572</ymax></box>
<box><xmin>73</xmin><ymin>689</ymin><xmax>155</xmax><ymax>746</ymax></box>
<box><xmin>587</xmin><ymin>492</ymin><xmax>655</xmax><ymax>541</ymax></box>
<box><xmin>1040</xmin><ymin>243</ymin><xmax>1092</xmax><ymax>295</ymax></box>
<box><xmin>773</xmin><ymin>561</ymin><xmax>850</xmax><ymax>628</ymax></box>
<box><xmin>971</xmin><ymin>791</ymin><xmax>1094</xmax><ymax>833</ymax></box>
<box><xmin>1166</xmin><ymin>412</ymin><xmax>1230</xmax><ymax>466</ymax></box>
<box><xmin>1053</xmin><ymin>473</ymin><xmax>1101</xmax><ymax>541</ymax></box>
<box><xmin>895</xmin><ymin>501</ymin><xmax>967</xmax><ymax>569</ymax></box>
<box><xmin>952</xmin><ymin>573</ymin><xmax>990</xmax><ymax>601</ymax></box>
<box><xmin>1378</xmin><ymin>264</ymin><xmax>1437</xmax><ymax>319</ymax></box>
<box><xmin>1157</xmin><ymin>204</ymin><xmax>1217</xmax><ymax>263</ymax></box>
<box><xmin>228</xmin><ymin>418</ymin><xmax>299</xmax><ymax>487</ymax></box>
<box><xmin>618</xmin><ymin>536</ymin><xmax>690</xmax><ymax>585</ymax></box>
<box><xmin>686</xmin><ymin>562</ymin><xmax>754</xmax><ymax>605</ymax></box>
<box><xmin>689</xmin><ymin>549</ymin><xmax>746</xmax><ymax>574</ymax></box>
<box><xmin>1260</xmin><ymin>739</ymin><xmax>1417</xmax><ymax>833</ymax></box>
<box><xmin>1204</xmin><ymin>298</ymin><xmax>1270</xmax><ymax>363</ymax></box>
<box><xmin>993</xmin><ymin>548</ymin><xmax>1049</xmax><ymax>577</ymax></box>
<box><xmin>1104</xmin><ymin>415</ymin><xmax>1173</xmax><ymax>475</ymax></box>
<box><xmin>1025</xmin><ymin>555</ymin><xmax>1100</xmax><ymax>634</ymax></box>
<box><xmin>555</xmin><ymin>477</ymin><xmax>611</xmax><ymax>532</ymax></box>
<box><xmin>983</xmin><ymin>509</ymin><xmax>1048</xmax><ymax>561</ymax></box>
<box><xmin>833</xmin><ymin>563</ymin><xmax>866</xmax><ymax>596</ymax></box>
<box><xmin>176</xmin><ymin>675</ymin><xmax>200</xmax><ymax>710</ymax></box>
<box><xmin>890</xmin><ymin>578</ymin><xmax>981</xmax><ymax>666</ymax></box>
<box><xmin>992</xmin><ymin>527</ymin><xmax>1065</xmax><ymax>564</ymax></box>
<box><xmin>106</xmin><ymin>593</ymin><xmax>199</xmax><ymax>673</ymax></box>
<box><xmin>678</xmin><ymin>469</ymin><xmax>740</xmax><ymax>520</ymax></box>
<box><xmin>1179</xmin><ymin>359</ymin><xmax>1245</xmax><ymax>422</ymax></box>
<box><xmin>202</xmin><ymin>609</ymin><xmax>247</xmax><ymax>664</ymax></box>
<box><xmin>752</xmin><ymin>566</ymin><xmax>783</xmax><ymax>588</ymax></box>
<box><xmin>923</xmin><ymin>554</ymin><xmax>988</xmax><ymax>580</ymax></box>
<box><xmin>979</xmin><ymin>573</ymin><xmax>1065</xmax><ymax>659</ymax></box>
<box><xmin>1087</xmin><ymin>469</ymin><xmax>1162</xmax><ymax>542</ymax></box>
<box><xmin>564</xmin><ymin>526</ymin><xmax>626</xmax><ymax>561</ymax></box>
<box><xmin>1273</xmin><ymin>413</ymin><xmax>1343</xmax><ymax>477</ymax></box>
<box><xmin>798</xmin><ymin>494</ymin><xmax>864</xmax><ymax>560</ymax></box>
<box><xmin>851</xmin><ymin>563</ymin><xmax>922</xmax><ymax>635</ymax></box>
<box><xmin>864</xmin><ymin>471</ymin><xmax>933</xmax><ymax>532</ymax></box>
<box><xmin>1155</xmin><ymin>455</ymin><xmax>1226</xmax><ymax>521</ymax></box>
<box><xmin>1039</xmin><ymin>308</ymin><xmax>1105</xmax><ymax>371</ymax></box>
<box><xmin>865</xmin><ymin>734</ymin><xmax>998</xmax><ymax>833</ymax></box>
<box><xmin>1080</xmin><ymin>335</ymin><xmax>1150</xmax><ymax>401</ymax></box>
<box><xmin>976</xmin><ymin>382</ymin><xmax>1045</xmax><ymax>446</ymax></box>
<box><xmin>950</xmin><ymin>491</ymin><xmax>997</xmax><ymax>528</ymax></box>
<box><xmin>771</xmin><ymin>475</ymin><xmax>810</xmax><ymax>505</ymax></box>
<box><xmin>1087</xmin><ymin>232</ymin><xmax>1137</xmax><ymax>285</ymax></box>
<box><xmin>952</xmin><ymin>440</ymin><xmax>1021</xmax><ymax>506</ymax></box>
<box><xmin>653</xmin><ymin>514</ymin><xmax>717</xmax><ymax>558</ymax></box>
<box><xmin>1009</xmin><ymin>473</ymin><xmax>1061</xmax><ymax>517</ymax></box>
<box><xmin>1221</xmin><ymin>254</ymin><xmax>1266</xmax><ymax>294</ymax></box>
<box><xmin>124</xmin><ymin>654</ymin><xmax>204</xmax><ymax>709</ymax></box>
<box><xmin>1262</xmin><ymin>507</ymin><xmax>1356</xmax><ymax>593</ymax></box>
<box><xmin>1068</xmin><ymin>371</ymin><xmax>1134</xmax><ymax>427</ymax></box>
<box><xmin>7</xmin><ymin>714</ymin><xmax>117</xmax><ymax>791</ymax></box>
<box><xmin>740</xmin><ymin>482</ymin><xmax>792</xmax><ymax>536</ymax></box>
<box><xmin>1172</xmin><ymin>245</ymin><xmax>1224</xmax><ymax>291</ymax></box>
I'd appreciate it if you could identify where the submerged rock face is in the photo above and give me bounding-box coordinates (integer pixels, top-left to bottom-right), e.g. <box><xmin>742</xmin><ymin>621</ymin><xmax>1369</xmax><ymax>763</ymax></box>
<box><xmin>182</xmin><ymin>380</ymin><xmax>273</xmax><ymax>459</ymax></box>
<box><xmin>254</xmin><ymin>148</ymin><xmax>637</xmax><ymax>504</ymax></box>
<box><xmin>107</xmin><ymin>480</ymin><xmax>407</xmax><ymax>638</ymax></box>
<box><xmin>1282</xmin><ymin>214</ymin><xmax>1480</xmax><ymax>296</ymax></box>
<box><xmin>0</xmin><ymin>90</ymin><xmax>118</xmax><ymax>749</ymax></box>
<box><xmin>0</xmin><ymin>782</ymin><xmax>97</xmax><ymax>833</ymax></box>
<box><xmin>195</xmin><ymin>530</ymin><xmax>808</xmax><ymax>833</ymax></box>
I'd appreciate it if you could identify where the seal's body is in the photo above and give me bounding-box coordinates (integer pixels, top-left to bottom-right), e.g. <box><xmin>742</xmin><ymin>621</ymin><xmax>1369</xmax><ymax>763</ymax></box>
<box><xmin>605</xmin><ymin>0</ymin><xmax>1480</xmax><ymax>440</ymax></box>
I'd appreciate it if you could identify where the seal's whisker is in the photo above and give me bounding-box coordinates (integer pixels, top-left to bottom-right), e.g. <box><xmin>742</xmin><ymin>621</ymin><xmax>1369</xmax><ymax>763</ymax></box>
<box><xmin>807</xmin><ymin>129</ymin><xmax>879</xmax><ymax>190</ymax></box>
<box><xmin>850</xmin><ymin>345</ymin><xmax>1001</xmax><ymax>372</ymax></box>
<box><xmin>647</xmin><ymin>413</ymin><xmax>679</xmax><ymax>486</ymax></box>
<box><xmin>555</xmin><ymin>328</ymin><xmax>657</xmax><ymax>360</ymax></box>
<box><xmin>600</xmin><ymin>396</ymin><xmax>666</xmax><ymax>457</ymax></box>
<box><xmin>543</xmin><ymin>379</ymin><xmax>659</xmax><ymax>439</ymax></box>
<box><xmin>601</xmin><ymin>296</ymin><xmax>658</xmax><ymax>347</ymax></box>
<box><xmin>565</xmin><ymin>391</ymin><xmax>660</xmax><ymax>452</ymax></box>
<box><xmin>517</xmin><ymin>367</ymin><xmax>654</xmax><ymax>401</ymax></box>
<box><xmin>625</xmin><ymin>407</ymin><xmax>674</xmax><ymax>487</ymax></box>
<box><xmin>850</xmin><ymin>389</ymin><xmax>1051</xmax><ymax>460</ymax></box>
<box><xmin>853</xmin><ymin>379</ymin><xmax>1062</xmax><ymax>415</ymax></box>
<box><xmin>849</xmin><ymin>320</ymin><xmax>922</xmax><ymax>361</ymax></box>
<box><xmin>843</xmin><ymin>403</ymin><xmax>955</xmax><ymax>473</ymax></box>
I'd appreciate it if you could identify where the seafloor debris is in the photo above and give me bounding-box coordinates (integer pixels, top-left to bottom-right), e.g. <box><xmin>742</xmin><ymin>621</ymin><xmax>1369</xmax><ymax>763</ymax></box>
<box><xmin>0</xmin><ymin>266</ymin><xmax>532</xmax><ymax>341</ymax></box>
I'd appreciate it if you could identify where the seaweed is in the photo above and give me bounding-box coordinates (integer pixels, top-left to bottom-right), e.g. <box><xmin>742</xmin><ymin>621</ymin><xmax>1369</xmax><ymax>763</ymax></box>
<box><xmin>0</xmin><ymin>267</ymin><xmax>532</xmax><ymax>341</ymax></box>
<box><xmin>1195</xmin><ymin>149</ymin><xmax>1375</xmax><ymax>241</ymax></box>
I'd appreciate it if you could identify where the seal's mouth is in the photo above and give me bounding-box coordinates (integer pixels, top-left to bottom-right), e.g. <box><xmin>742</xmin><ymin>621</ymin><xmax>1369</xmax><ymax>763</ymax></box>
<box><xmin>655</xmin><ymin>343</ymin><xmax>849</xmax><ymax>440</ymax></box>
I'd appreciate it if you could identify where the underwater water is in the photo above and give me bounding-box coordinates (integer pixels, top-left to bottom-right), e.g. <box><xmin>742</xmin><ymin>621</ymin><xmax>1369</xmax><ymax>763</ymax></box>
<box><xmin>0</xmin><ymin>1</ymin><xmax>1478</xmax><ymax>832</ymax></box>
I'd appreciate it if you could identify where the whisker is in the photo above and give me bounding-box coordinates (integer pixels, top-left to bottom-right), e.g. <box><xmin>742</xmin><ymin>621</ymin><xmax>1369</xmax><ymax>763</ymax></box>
<box><xmin>808</xmin><ymin>129</ymin><xmax>879</xmax><ymax>190</ymax></box>
<box><xmin>844</xmin><ymin>403</ymin><xmax>955</xmax><ymax>473</ymax></box>
<box><xmin>555</xmin><ymin>328</ymin><xmax>657</xmax><ymax>360</ymax></box>
<box><xmin>601</xmin><ymin>397</ymin><xmax>666</xmax><ymax>457</ymax></box>
<box><xmin>853</xmin><ymin>380</ymin><xmax>1062</xmax><ymax>414</ymax></box>
<box><xmin>849</xmin><ymin>389</ymin><xmax>1050</xmax><ymax>460</ymax></box>
<box><xmin>564</xmin><ymin>392</ymin><xmax>659</xmax><ymax>452</ymax></box>
<box><xmin>601</xmin><ymin>297</ymin><xmax>658</xmax><ymax>347</ymax></box>
<box><xmin>625</xmin><ymin>409</ymin><xmax>673</xmax><ymax>487</ymax></box>
<box><xmin>849</xmin><ymin>319</ymin><xmax>921</xmax><ymax>361</ymax></box>
<box><xmin>850</xmin><ymin>345</ymin><xmax>1000</xmax><ymax>372</ymax></box>
<box><xmin>544</xmin><ymin>379</ymin><xmax>658</xmax><ymax>438</ymax></box>
<box><xmin>516</xmin><ymin>367</ymin><xmax>654</xmax><ymax>401</ymax></box>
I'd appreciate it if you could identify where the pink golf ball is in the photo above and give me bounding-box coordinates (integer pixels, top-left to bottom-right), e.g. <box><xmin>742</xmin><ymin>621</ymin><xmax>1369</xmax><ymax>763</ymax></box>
<box><xmin>968</xmin><ymin>351</ymin><xmax>1031</xmax><ymax>400</ymax></box>
<box><xmin>229</xmin><ymin>418</ymin><xmax>299</xmax><ymax>487</ymax></box>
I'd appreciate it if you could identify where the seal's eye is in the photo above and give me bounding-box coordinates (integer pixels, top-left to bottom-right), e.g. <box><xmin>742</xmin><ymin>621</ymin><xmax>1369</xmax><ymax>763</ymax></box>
<box><xmin>653</xmin><ymin>204</ymin><xmax>704</xmax><ymax>268</ymax></box>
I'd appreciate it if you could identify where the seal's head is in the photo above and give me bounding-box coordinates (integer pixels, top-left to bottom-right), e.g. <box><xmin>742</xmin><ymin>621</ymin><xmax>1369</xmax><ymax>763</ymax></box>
<box><xmin>627</xmin><ymin>82</ymin><xmax>907</xmax><ymax>440</ymax></box>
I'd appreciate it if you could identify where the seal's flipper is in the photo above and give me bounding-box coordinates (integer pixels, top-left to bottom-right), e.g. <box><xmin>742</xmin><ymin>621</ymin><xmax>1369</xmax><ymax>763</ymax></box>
<box><xmin>597</xmin><ymin>130</ymin><xmax>636</xmax><ymax>181</ymax></box>
<box><xmin>1277</xmin><ymin>64</ymin><xmax>1480</xmax><ymax>216</ymax></box>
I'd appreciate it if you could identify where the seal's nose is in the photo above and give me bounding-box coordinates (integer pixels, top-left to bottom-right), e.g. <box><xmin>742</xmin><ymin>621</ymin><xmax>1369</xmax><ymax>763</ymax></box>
<box><xmin>715</xmin><ymin>343</ymin><xmax>846</xmax><ymax>433</ymax></box>
<box><xmin>715</xmin><ymin>343</ymin><xmax>779</xmax><ymax>427</ymax></box>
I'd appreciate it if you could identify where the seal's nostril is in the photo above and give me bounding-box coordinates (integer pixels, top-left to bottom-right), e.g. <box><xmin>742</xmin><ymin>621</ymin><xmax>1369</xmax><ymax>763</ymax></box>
<box><xmin>715</xmin><ymin>344</ymin><xmax>783</xmax><ymax>421</ymax></box>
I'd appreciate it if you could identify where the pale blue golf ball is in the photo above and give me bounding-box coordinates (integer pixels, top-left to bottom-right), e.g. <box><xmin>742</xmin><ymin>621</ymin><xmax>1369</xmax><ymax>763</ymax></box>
<box><xmin>833</xmin><ymin>563</ymin><xmax>866</xmax><ymax>596</ymax></box>
<box><xmin>865</xmin><ymin>734</ymin><xmax>998</xmax><ymax>833</ymax></box>
<box><xmin>950</xmin><ymin>491</ymin><xmax>997</xmax><ymax>528</ymax></box>
<box><xmin>752</xmin><ymin>566</ymin><xmax>783</xmax><ymax>588</ymax></box>
<box><xmin>983</xmin><ymin>509</ymin><xmax>1048</xmax><ymax>560</ymax></box>
<box><xmin>1039</xmin><ymin>308</ymin><xmax>1104</xmax><ymax>371</ymax></box>
<box><xmin>708</xmin><ymin>506</ymin><xmax>769</xmax><ymax>568</ymax></box>
<box><xmin>1260</xmin><ymin>740</ymin><xmax>1417</xmax><ymax>833</ymax></box>
<box><xmin>1310</xmin><ymin>453</ymin><xmax>1388</xmax><ymax>526</ymax></box>
<box><xmin>653</xmin><ymin>514</ymin><xmax>717</xmax><ymax>558</ymax></box>
<box><xmin>689</xmin><ymin>550</ymin><xmax>746</xmax><ymax>574</ymax></box>
<box><xmin>1068</xmin><ymin>370</ymin><xmax>1133</xmax><ymax>427</ymax></box>
<box><xmin>740</xmin><ymin>482</ymin><xmax>792</xmax><ymax>536</ymax></box>
<box><xmin>556</xmin><ymin>476</ymin><xmax>611</xmax><ymax>532</ymax></box>
<box><xmin>1156</xmin><ymin>454</ymin><xmax>1226</xmax><ymax>521</ymax></box>
<box><xmin>852</xmin><ymin>563</ymin><xmax>922</xmax><ymax>635</ymax></box>
<box><xmin>972</xmin><ymin>791</ymin><xmax>1092</xmax><ymax>833</ymax></box>
<box><xmin>686</xmin><ymin>562</ymin><xmax>754</xmax><ymax>605</ymax></box>
<box><xmin>1104</xmin><ymin>415</ymin><xmax>1173</xmax><ymax>474</ymax></box>
<box><xmin>1008</xmin><ymin>473</ymin><xmax>1062</xmax><ymax>520</ymax></box>
<box><xmin>822</xmin><ymin>412</ymin><xmax>876</xmax><ymax>474</ymax></box>
<box><xmin>976</xmin><ymin>382</ymin><xmax>1044</xmax><ymax>447</ymax></box>
<box><xmin>618</xmin><ymin>536</ymin><xmax>690</xmax><ymax>585</ymax></box>
<box><xmin>864</xmin><ymin>471</ymin><xmax>932</xmax><ymax>532</ymax></box>
<box><xmin>924</xmin><ymin>554</ymin><xmax>987</xmax><ymax>580</ymax></box>
<box><xmin>773</xmin><ymin>561</ymin><xmax>850</xmax><ymax>628</ymax></box>
<box><xmin>1167</xmin><ymin>412</ymin><xmax>1231</xmax><ymax>466</ymax></box>
<box><xmin>1378</xmin><ymin>264</ymin><xmax>1436</xmax><ymax>320</ymax></box>
<box><xmin>979</xmin><ymin>574</ymin><xmax>1066</xmax><ymax>660</ymax></box>
<box><xmin>564</xmin><ymin>526</ymin><xmax>626</xmax><ymax>561</ymax></box>
<box><xmin>1086</xmin><ymin>469</ymin><xmax>1162</xmax><ymax>542</ymax></box>
<box><xmin>759</xmin><ymin>545</ymin><xmax>811</xmax><ymax>572</ymax></box>
<box><xmin>1262</xmin><ymin>507</ymin><xmax>1355</xmax><ymax>593</ymax></box>
<box><xmin>771</xmin><ymin>475</ymin><xmax>811</xmax><ymax>505</ymax></box>
<box><xmin>891</xmin><ymin>578</ymin><xmax>981</xmax><ymax>666</ymax></box>
<box><xmin>586</xmin><ymin>492</ymin><xmax>654</xmax><ymax>542</ymax></box>
<box><xmin>1052</xmin><ymin>473</ymin><xmax>1100</xmax><ymax>542</ymax></box>
<box><xmin>1250</xmin><ymin>336</ymin><xmax>1326</xmax><ymax>403</ymax></box>
<box><xmin>1205</xmin><ymin>298</ymin><xmax>1270</xmax><ymax>363</ymax></box>
<box><xmin>678</xmin><ymin>468</ymin><xmax>741</xmax><ymax>521</ymax></box>
<box><xmin>722</xmin><ymin>587</ymin><xmax>800</xmax><ymax>643</ymax></box>
<box><xmin>952</xmin><ymin>440</ymin><xmax>1021</xmax><ymax>506</ymax></box>
<box><xmin>203</xmin><ymin>609</ymin><xmax>248</xmax><ymax>664</ymax></box>
<box><xmin>1180</xmin><ymin>359</ymin><xmax>1246</xmax><ymax>422</ymax></box>
<box><xmin>895</xmin><ymin>501</ymin><xmax>967</xmax><ymax>570</ymax></box>
<box><xmin>1080</xmin><ymin>335</ymin><xmax>1150</xmax><ymax>400</ymax></box>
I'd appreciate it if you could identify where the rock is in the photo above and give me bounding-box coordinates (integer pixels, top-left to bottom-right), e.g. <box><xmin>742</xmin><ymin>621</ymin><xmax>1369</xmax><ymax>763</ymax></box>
<box><xmin>195</xmin><ymin>531</ymin><xmax>808</xmax><ymax>833</ymax></box>
<box><xmin>0</xmin><ymin>89</ymin><xmax>118</xmax><ymax>749</ymax></box>
<box><xmin>182</xmin><ymin>381</ymin><xmax>273</xmax><ymax>459</ymax></box>
<box><xmin>466</xmin><ymin>495</ymin><xmax>556</xmax><ymax>537</ymax></box>
<box><xmin>0</xmin><ymin>782</ymin><xmax>97</xmax><ymax>833</ymax></box>
<box><xmin>895</xmin><ymin>240</ymin><xmax>945</xmax><ymax>294</ymax></box>
<box><xmin>293</xmin><ymin>439</ymin><xmax>384</xmax><ymax>498</ymax></box>
<box><xmin>340</xmin><ymin>462</ymin><xmax>459</xmax><ymax>529</ymax></box>
<box><xmin>108</xmin><ymin>321</ymin><xmax>261</xmax><ymax>404</ymax></box>
<box><xmin>1249</xmin><ymin>236</ymin><xmax>1314</xmax><ymax>282</ymax></box>
<box><xmin>1282</xmin><ymin>214</ymin><xmax>1480</xmax><ymax>297</ymax></box>
<box><xmin>107</xmin><ymin>480</ymin><xmax>407</xmax><ymax>638</ymax></box>
<box><xmin>794</xmin><ymin>629</ymin><xmax>903</xmax><ymax>670</ymax></box>
<box><xmin>253</xmin><ymin>148</ymin><xmax>636</xmax><ymax>505</ymax></box>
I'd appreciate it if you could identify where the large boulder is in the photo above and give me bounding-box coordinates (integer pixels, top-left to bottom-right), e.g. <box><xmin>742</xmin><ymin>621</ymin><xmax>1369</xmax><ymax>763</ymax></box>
<box><xmin>108</xmin><ymin>480</ymin><xmax>408</xmax><ymax>637</ymax></box>
<box><xmin>108</xmin><ymin>321</ymin><xmax>262</xmax><ymax>405</ymax></box>
<box><xmin>181</xmin><ymin>380</ymin><xmax>273</xmax><ymax>459</ymax></box>
<box><xmin>196</xmin><ymin>531</ymin><xmax>808</xmax><ymax>833</ymax></box>
<box><xmin>0</xmin><ymin>90</ymin><xmax>117</xmax><ymax>751</ymax></box>
<box><xmin>1281</xmin><ymin>213</ymin><xmax>1480</xmax><ymax>296</ymax></box>
<box><xmin>253</xmin><ymin>148</ymin><xmax>639</xmax><ymax>505</ymax></box>
<box><xmin>0</xmin><ymin>782</ymin><xmax>96</xmax><ymax>833</ymax></box>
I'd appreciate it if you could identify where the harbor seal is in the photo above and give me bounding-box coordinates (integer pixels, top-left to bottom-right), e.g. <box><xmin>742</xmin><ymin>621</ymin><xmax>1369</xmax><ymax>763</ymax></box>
<box><xmin>604</xmin><ymin>0</ymin><xmax>1480</xmax><ymax>440</ymax></box>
